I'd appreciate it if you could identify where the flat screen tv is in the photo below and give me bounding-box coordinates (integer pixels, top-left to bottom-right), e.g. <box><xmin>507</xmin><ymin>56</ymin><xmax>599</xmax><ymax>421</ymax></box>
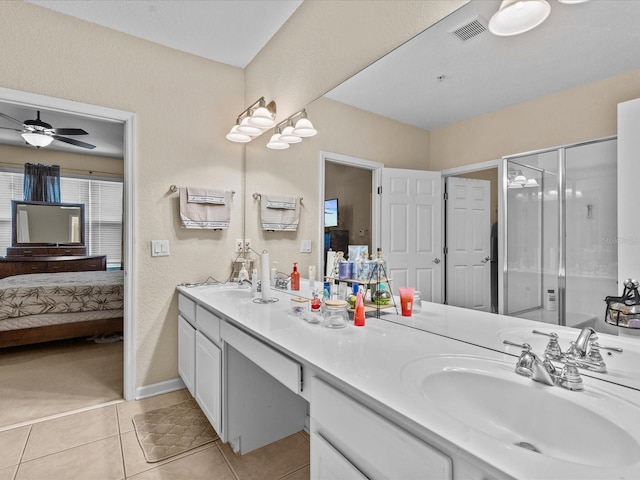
<box><xmin>324</xmin><ymin>198</ymin><xmax>338</xmax><ymax>228</ymax></box>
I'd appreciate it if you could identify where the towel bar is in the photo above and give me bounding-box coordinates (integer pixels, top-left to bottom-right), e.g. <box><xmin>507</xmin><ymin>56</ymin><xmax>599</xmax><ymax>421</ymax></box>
<box><xmin>170</xmin><ymin>185</ymin><xmax>235</xmax><ymax>196</ymax></box>
<box><xmin>253</xmin><ymin>192</ymin><xmax>303</xmax><ymax>203</ymax></box>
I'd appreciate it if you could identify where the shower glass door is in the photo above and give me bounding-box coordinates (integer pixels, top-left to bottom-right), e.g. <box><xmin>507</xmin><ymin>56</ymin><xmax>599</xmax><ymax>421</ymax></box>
<box><xmin>504</xmin><ymin>138</ymin><xmax>617</xmax><ymax>331</ymax></box>
<box><xmin>564</xmin><ymin>139</ymin><xmax>617</xmax><ymax>332</ymax></box>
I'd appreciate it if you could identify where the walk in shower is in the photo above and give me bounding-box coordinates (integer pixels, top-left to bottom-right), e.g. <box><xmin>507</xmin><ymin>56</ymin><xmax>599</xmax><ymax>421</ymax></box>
<box><xmin>503</xmin><ymin>137</ymin><xmax>618</xmax><ymax>333</ymax></box>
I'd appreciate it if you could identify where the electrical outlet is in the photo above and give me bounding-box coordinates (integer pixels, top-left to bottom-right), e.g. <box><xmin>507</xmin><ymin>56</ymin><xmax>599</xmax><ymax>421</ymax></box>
<box><xmin>235</xmin><ymin>239</ymin><xmax>252</xmax><ymax>253</ymax></box>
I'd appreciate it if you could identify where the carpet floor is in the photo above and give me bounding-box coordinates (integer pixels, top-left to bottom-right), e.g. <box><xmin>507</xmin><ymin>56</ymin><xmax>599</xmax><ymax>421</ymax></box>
<box><xmin>0</xmin><ymin>337</ymin><xmax>123</xmax><ymax>428</ymax></box>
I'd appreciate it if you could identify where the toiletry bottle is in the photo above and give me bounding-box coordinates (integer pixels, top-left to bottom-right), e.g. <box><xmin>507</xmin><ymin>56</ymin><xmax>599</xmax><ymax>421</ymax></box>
<box><xmin>271</xmin><ymin>262</ymin><xmax>278</xmax><ymax>286</ymax></box>
<box><xmin>251</xmin><ymin>268</ymin><xmax>258</xmax><ymax>297</ymax></box>
<box><xmin>348</xmin><ymin>283</ymin><xmax>360</xmax><ymax>309</ymax></box>
<box><xmin>291</xmin><ymin>262</ymin><xmax>300</xmax><ymax>291</ymax></box>
<box><xmin>238</xmin><ymin>262</ymin><xmax>249</xmax><ymax>285</ymax></box>
<box><xmin>354</xmin><ymin>291</ymin><xmax>365</xmax><ymax>326</ymax></box>
<box><xmin>546</xmin><ymin>289</ymin><xmax>557</xmax><ymax>311</ymax></box>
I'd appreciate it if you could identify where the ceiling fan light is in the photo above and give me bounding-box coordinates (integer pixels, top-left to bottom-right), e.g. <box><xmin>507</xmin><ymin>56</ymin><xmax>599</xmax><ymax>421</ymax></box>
<box><xmin>488</xmin><ymin>0</ymin><xmax>551</xmax><ymax>36</ymax></box>
<box><xmin>248</xmin><ymin>107</ymin><xmax>276</xmax><ymax>128</ymax></box>
<box><xmin>292</xmin><ymin>117</ymin><xmax>317</xmax><ymax>137</ymax></box>
<box><xmin>558</xmin><ymin>0</ymin><xmax>589</xmax><ymax>4</ymax></box>
<box><xmin>22</xmin><ymin>132</ymin><xmax>54</xmax><ymax>148</ymax></box>
<box><xmin>279</xmin><ymin>126</ymin><xmax>302</xmax><ymax>143</ymax></box>
<box><xmin>226</xmin><ymin>126</ymin><xmax>252</xmax><ymax>143</ymax></box>
<box><xmin>266</xmin><ymin>133</ymin><xmax>289</xmax><ymax>150</ymax></box>
<box><xmin>525</xmin><ymin>178</ymin><xmax>539</xmax><ymax>187</ymax></box>
<box><xmin>236</xmin><ymin>117</ymin><xmax>263</xmax><ymax>136</ymax></box>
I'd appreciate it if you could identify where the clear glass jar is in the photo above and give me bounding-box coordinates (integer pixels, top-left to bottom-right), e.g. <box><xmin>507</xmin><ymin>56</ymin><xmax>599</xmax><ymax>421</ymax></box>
<box><xmin>413</xmin><ymin>291</ymin><xmax>422</xmax><ymax>314</ymax></box>
<box><xmin>372</xmin><ymin>283</ymin><xmax>391</xmax><ymax>305</ymax></box>
<box><xmin>323</xmin><ymin>299</ymin><xmax>349</xmax><ymax>329</ymax></box>
<box><xmin>290</xmin><ymin>296</ymin><xmax>308</xmax><ymax>316</ymax></box>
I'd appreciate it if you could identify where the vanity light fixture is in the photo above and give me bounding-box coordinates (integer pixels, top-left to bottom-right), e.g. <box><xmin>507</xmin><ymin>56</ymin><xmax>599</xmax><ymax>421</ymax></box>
<box><xmin>226</xmin><ymin>97</ymin><xmax>276</xmax><ymax>143</ymax></box>
<box><xmin>267</xmin><ymin>109</ymin><xmax>318</xmax><ymax>150</ymax></box>
<box><xmin>22</xmin><ymin>132</ymin><xmax>54</xmax><ymax>148</ymax></box>
<box><xmin>266</xmin><ymin>128</ymin><xmax>290</xmax><ymax>150</ymax></box>
<box><xmin>488</xmin><ymin>0</ymin><xmax>551</xmax><ymax>36</ymax></box>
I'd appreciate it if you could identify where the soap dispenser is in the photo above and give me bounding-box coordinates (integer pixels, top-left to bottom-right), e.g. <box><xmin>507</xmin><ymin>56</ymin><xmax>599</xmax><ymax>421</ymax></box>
<box><xmin>291</xmin><ymin>262</ymin><xmax>300</xmax><ymax>291</ymax></box>
<box><xmin>238</xmin><ymin>262</ymin><xmax>249</xmax><ymax>285</ymax></box>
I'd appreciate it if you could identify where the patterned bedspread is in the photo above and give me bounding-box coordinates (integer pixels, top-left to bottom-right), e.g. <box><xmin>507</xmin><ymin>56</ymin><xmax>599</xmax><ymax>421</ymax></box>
<box><xmin>0</xmin><ymin>270</ymin><xmax>124</xmax><ymax>321</ymax></box>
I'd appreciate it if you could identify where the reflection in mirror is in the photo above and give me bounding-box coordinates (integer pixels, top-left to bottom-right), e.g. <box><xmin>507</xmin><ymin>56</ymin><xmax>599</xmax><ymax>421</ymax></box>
<box><xmin>12</xmin><ymin>200</ymin><xmax>84</xmax><ymax>246</ymax></box>
<box><xmin>310</xmin><ymin>1</ymin><xmax>640</xmax><ymax>390</ymax></box>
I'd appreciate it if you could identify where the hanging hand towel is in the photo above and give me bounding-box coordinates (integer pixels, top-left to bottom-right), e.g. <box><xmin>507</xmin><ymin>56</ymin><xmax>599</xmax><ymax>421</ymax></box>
<box><xmin>180</xmin><ymin>187</ymin><xmax>231</xmax><ymax>229</ymax></box>
<box><xmin>261</xmin><ymin>195</ymin><xmax>300</xmax><ymax>231</ymax></box>
<box><xmin>186</xmin><ymin>187</ymin><xmax>226</xmax><ymax>204</ymax></box>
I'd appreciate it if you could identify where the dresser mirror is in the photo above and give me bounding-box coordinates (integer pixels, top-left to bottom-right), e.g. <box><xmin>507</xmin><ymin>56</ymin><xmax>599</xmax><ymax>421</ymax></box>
<box><xmin>12</xmin><ymin>200</ymin><xmax>85</xmax><ymax>247</ymax></box>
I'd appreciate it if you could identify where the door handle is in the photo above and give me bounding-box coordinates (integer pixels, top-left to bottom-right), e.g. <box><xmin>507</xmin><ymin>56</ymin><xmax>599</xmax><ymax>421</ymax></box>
<box><xmin>433</xmin><ymin>258</ymin><xmax>441</xmax><ymax>264</ymax></box>
<box><xmin>481</xmin><ymin>256</ymin><xmax>491</xmax><ymax>264</ymax></box>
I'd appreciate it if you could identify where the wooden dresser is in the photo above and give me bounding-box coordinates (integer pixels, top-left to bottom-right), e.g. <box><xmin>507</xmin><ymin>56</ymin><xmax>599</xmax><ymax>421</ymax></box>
<box><xmin>0</xmin><ymin>246</ymin><xmax>106</xmax><ymax>280</ymax></box>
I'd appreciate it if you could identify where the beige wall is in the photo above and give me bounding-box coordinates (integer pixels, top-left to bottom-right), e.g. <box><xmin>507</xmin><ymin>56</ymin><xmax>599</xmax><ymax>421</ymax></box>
<box><xmin>430</xmin><ymin>70</ymin><xmax>640</xmax><ymax>170</ymax></box>
<box><xmin>1</xmin><ymin>2</ymin><xmax>244</xmax><ymax>388</ymax></box>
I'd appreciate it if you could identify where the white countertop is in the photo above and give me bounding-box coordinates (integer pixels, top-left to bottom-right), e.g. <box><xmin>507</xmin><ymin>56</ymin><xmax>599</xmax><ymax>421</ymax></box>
<box><xmin>177</xmin><ymin>282</ymin><xmax>640</xmax><ymax>479</ymax></box>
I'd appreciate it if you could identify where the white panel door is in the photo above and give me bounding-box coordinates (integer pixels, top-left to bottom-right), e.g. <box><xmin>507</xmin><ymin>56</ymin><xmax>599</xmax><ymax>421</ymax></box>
<box><xmin>445</xmin><ymin>177</ymin><xmax>491</xmax><ymax>311</ymax></box>
<box><xmin>381</xmin><ymin>168</ymin><xmax>442</xmax><ymax>302</ymax></box>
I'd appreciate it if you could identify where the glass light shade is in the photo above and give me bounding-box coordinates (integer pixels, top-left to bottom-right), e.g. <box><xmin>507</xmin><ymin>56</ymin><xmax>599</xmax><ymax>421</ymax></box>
<box><xmin>248</xmin><ymin>107</ymin><xmax>276</xmax><ymax>128</ymax></box>
<box><xmin>22</xmin><ymin>132</ymin><xmax>54</xmax><ymax>147</ymax></box>
<box><xmin>507</xmin><ymin>182</ymin><xmax>523</xmax><ymax>189</ymax></box>
<box><xmin>513</xmin><ymin>174</ymin><xmax>527</xmax><ymax>185</ymax></box>
<box><xmin>226</xmin><ymin>126</ymin><xmax>252</xmax><ymax>143</ymax></box>
<box><xmin>236</xmin><ymin>117</ymin><xmax>263</xmax><ymax>135</ymax></box>
<box><xmin>488</xmin><ymin>0</ymin><xmax>551</xmax><ymax>36</ymax></box>
<box><xmin>279</xmin><ymin>126</ymin><xmax>302</xmax><ymax>143</ymax></box>
<box><xmin>266</xmin><ymin>133</ymin><xmax>290</xmax><ymax>150</ymax></box>
<box><xmin>558</xmin><ymin>0</ymin><xmax>589</xmax><ymax>3</ymax></box>
<box><xmin>292</xmin><ymin>118</ymin><xmax>317</xmax><ymax>137</ymax></box>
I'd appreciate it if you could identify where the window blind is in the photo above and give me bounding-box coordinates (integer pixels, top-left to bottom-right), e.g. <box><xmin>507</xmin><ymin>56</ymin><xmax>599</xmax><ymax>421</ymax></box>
<box><xmin>0</xmin><ymin>170</ymin><xmax>123</xmax><ymax>268</ymax></box>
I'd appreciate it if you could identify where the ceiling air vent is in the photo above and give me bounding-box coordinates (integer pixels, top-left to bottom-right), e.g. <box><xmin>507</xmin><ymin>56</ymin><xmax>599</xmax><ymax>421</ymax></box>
<box><xmin>450</xmin><ymin>17</ymin><xmax>487</xmax><ymax>42</ymax></box>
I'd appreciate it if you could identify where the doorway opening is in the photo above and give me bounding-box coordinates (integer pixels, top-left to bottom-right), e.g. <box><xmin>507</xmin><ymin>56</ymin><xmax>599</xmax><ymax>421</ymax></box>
<box><xmin>0</xmin><ymin>87</ymin><xmax>136</xmax><ymax>428</ymax></box>
<box><xmin>441</xmin><ymin>160</ymin><xmax>500</xmax><ymax>313</ymax></box>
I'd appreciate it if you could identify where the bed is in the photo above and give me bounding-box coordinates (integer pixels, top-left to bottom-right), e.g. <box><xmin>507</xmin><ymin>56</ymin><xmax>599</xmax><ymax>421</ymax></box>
<box><xmin>0</xmin><ymin>270</ymin><xmax>124</xmax><ymax>348</ymax></box>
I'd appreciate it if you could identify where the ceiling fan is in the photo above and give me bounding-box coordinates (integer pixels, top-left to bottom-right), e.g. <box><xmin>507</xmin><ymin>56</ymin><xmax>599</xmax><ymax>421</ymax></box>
<box><xmin>0</xmin><ymin>110</ymin><xmax>96</xmax><ymax>150</ymax></box>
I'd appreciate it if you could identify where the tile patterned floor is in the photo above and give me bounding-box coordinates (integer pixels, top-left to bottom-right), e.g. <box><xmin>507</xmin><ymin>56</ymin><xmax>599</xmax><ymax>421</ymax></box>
<box><xmin>0</xmin><ymin>390</ymin><xmax>310</xmax><ymax>480</ymax></box>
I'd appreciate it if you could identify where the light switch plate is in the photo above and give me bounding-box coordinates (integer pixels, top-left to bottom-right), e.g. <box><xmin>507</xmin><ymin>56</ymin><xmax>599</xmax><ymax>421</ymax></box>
<box><xmin>151</xmin><ymin>240</ymin><xmax>170</xmax><ymax>257</ymax></box>
<box><xmin>300</xmin><ymin>240</ymin><xmax>312</xmax><ymax>253</ymax></box>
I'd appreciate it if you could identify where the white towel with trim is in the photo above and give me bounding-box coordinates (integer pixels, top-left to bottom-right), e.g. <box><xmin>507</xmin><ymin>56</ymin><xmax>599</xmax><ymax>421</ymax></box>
<box><xmin>186</xmin><ymin>187</ymin><xmax>226</xmax><ymax>204</ymax></box>
<box><xmin>180</xmin><ymin>187</ymin><xmax>231</xmax><ymax>229</ymax></box>
<box><xmin>261</xmin><ymin>195</ymin><xmax>300</xmax><ymax>231</ymax></box>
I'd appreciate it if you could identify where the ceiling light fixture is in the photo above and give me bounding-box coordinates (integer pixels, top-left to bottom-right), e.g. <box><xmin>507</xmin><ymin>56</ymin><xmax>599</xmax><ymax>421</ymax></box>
<box><xmin>488</xmin><ymin>0</ymin><xmax>551</xmax><ymax>36</ymax></box>
<box><xmin>267</xmin><ymin>109</ymin><xmax>318</xmax><ymax>150</ymax></box>
<box><xmin>226</xmin><ymin>97</ymin><xmax>276</xmax><ymax>143</ymax></box>
<box><xmin>22</xmin><ymin>132</ymin><xmax>54</xmax><ymax>148</ymax></box>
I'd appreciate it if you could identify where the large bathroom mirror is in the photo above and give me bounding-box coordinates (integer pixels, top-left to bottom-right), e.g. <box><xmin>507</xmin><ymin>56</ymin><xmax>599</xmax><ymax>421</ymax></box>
<box><xmin>12</xmin><ymin>200</ymin><xmax>85</xmax><ymax>246</ymax></box>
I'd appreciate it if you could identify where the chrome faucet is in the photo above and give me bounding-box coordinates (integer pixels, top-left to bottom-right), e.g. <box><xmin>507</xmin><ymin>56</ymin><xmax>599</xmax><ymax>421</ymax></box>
<box><xmin>503</xmin><ymin>340</ymin><xmax>599</xmax><ymax>391</ymax></box>
<box><xmin>503</xmin><ymin>340</ymin><xmax>556</xmax><ymax>386</ymax></box>
<box><xmin>532</xmin><ymin>327</ymin><xmax>623</xmax><ymax>374</ymax></box>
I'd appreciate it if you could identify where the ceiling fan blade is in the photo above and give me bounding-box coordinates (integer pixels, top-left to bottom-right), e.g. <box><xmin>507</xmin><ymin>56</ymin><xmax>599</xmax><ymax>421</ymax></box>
<box><xmin>0</xmin><ymin>112</ymin><xmax>24</xmax><ymax>127</ymax></box>
<box><xmin>52</xmin><ymin>135</ymin><xmax>96</xmax><ymax>150</ymax></box>
<box><xmin>0</xmin><ymin>126</ymin><xmax>23</xmax><ymax>132</ymax></box>
<box><xmin>52</xmin><ymin>128</ymin><xmax>88</xmax><ymax>136</ymax></box>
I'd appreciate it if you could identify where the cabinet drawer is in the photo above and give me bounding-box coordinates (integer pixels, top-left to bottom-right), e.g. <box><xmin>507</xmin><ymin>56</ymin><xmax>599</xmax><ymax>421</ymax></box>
<box><xmin>311</xmin><ymin>377</ymin><xmax>452</xmax><ymax>480</ymax></box>
<box><xmin>221</xmin><ymin>322</ymin><xmax>302</xmax><ymax>394</ymax></box>
<box><xmin>24</xmin><ymin>262</ymin><xmax>48</xmax><ymax>274</ymax></box>
<box><xmin>178</xmin><ymin>294</ymin><xmax>196</xmax><ymax>324</ymax></box>
<box><xmin>196</xmin><ymin>305</ymin><xmax>221</xmax><ymax>346</ymax></box>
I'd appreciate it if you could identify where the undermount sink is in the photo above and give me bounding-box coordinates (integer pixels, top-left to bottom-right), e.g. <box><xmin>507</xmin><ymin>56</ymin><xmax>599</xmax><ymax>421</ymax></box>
<box><xmin>401</xmin><ymin>355</ymin><xmax>640</xmax><ymax>467</ymax></box>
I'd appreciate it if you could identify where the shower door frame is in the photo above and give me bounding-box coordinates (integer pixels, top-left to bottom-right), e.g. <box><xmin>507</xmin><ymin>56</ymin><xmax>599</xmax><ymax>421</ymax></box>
<box><xmin>501</xmin><ymin>135</ymin><xmax>617</xmax><ymax>326</ymax></box>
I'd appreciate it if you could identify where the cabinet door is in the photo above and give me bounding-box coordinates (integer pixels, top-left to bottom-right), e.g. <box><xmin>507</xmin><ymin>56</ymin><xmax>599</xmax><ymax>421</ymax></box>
<box><xmin>178</xmin><ymin>315</ymin><xmax>196</xmax><ymax>396</ymax></box>
<box><xmin>195</xmin><ymin>331</ymin><xmax>222</xmax><ymax>435</ymax></box>
<box><xmin>311</xmin><ymin>433</ymin><xmax>368</xmax><ymax>480</ymax></box>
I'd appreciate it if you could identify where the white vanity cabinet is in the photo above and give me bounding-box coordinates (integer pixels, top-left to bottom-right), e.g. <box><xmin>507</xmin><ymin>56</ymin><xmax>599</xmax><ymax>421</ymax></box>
<box><xmin>311</xmin><ymin>377</ymin><xmax>453</xmax><ymax>480</ymax></box>
<box><xmin>177</xmin><ymin>293</ymin><xmax>223</xmax><ymax>436</ymax></box>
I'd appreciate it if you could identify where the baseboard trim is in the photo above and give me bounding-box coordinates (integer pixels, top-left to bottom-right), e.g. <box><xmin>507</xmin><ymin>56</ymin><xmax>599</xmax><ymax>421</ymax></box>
<box><xmin>135</xmin><ymin>377</ymin><xmax>186</xmax><ymax>400</ymax></box>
